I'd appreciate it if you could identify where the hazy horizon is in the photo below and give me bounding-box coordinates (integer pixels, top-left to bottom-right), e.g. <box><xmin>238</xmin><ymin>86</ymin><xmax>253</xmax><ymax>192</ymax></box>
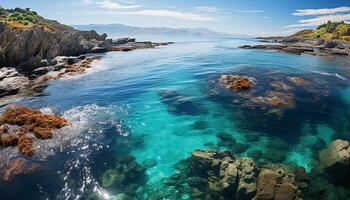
<box><xmin>1</xmin><ymin>0</ymin><xmax>349</xmax><ymax>36</ymax></box>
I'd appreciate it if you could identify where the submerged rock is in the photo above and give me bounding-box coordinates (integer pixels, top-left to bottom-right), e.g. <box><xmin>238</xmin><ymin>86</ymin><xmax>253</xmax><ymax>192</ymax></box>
<box><xmin>159</xmin><ymin>90</ymin><xmax>205</xmax><ymax>115</ymax></box>
<box><xmin>287</xmin><ymin>77</ymin><xmax>310</xmax><ymax>87</ymax></box>
<box><xmin>101</xmin><ymin>155</ymin><xmax>147</xmax><ymax>195</ymax></box>
<box><xmin>155</xmin><ymin>150</ymin><xmax>305</xmax><ymax>200</ymax></box>
<box><xmin>219</xmin><ymin>74</ymin><xmax>255</xmax><ymax>92</ymax></box>
<box><xmin>319</xmin><ymin>139</ymin><xmax>350</xmax><ymax>183</ymax></box>
<box><xmin>256</xmin><ymin>168</ymin><xmax>301</xmax><ymax>200</ymax></box>
<box><xmin>142</xmin><ymin>159</ymin><xmax>158</xmax><ymax>168</ymax></box>
<box><xmin>0</xmin><ymin>158</ymin><xmax>40</xmax><ymax>181</ymax></box>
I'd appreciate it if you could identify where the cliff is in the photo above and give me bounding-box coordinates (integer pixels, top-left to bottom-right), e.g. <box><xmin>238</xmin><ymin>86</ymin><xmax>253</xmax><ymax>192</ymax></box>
<box><xmin>0</xmin><ymin>7</ymin><xmax>107</xmax><ymax>72</ymax></box>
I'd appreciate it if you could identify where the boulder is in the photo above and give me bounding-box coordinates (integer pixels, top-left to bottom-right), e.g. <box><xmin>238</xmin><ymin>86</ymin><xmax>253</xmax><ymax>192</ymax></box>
<box><xmin>319</xmin><ymin>140</ymin><xmax>350</xmax><ymax>182</ymax></box>
<box><xmin>0</xmin><ymin>67</ymin><xmax>29</xmax><ymax>98</ymax></box>
<box><xmin>255</xmin><ymin>168</ymin><xmax>301</xmax><ymax>200</ymax></box>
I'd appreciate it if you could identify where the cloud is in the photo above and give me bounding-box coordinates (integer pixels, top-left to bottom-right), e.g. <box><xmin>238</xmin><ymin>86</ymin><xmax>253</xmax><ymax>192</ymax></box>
<box><xmin>195</xmin><ymin>6</ymin><xmax>218</xmax><ymax>13</ymax></box>
<box><xmin>283</xmin><ymin>13</ymin><xmax>350</xmax><ymax>28</ymax></box>
<box><xmin>293</xmin><ymin>6</ymin><xmax>350</xmax><ymax>16</ymax></box>
<box><xmin>234</xmin><ymin>10</ymin><xmax>264</xmax><ymax>13</ymax></box>
<box><xmin>82</xmin><ymin>1</ymin><xmax>216</xmax><ymax>21</ymax></box>
<box><xmin>82</xmin><ymin>0</ymin><xmax>141</xmax><ymax>9</ymax></box>
<box><xmin>93</xmin><ymin>9</ymin><xmax>216</xmax><ymax>21</ymax></box>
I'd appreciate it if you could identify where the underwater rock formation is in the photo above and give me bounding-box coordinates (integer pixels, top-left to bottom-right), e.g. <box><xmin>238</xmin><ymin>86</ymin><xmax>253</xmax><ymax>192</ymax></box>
<box><xmin>0</xmin><ymin>105</ymin><xmax>69</xmax><ymax>155</ymax></box>
<box><xmin>319</xmin><ymin>139</ymin><xmax>350</xmax><ymax>183</ymax></box>
<box><xmin>159</xmin><ymin>90</ymin><xmax>205</xmax><ymax>115</ymax></box>
<box><xmin>219</xmin><ymin>74</ymin><xmax>255</xmax><ymax>92</ymax></box>
<box><xmin>0</xmin><ymin>158</ymin><xmax>40</xmax><ymax>181</ymax></box>
<box><xmin>143</xmin><ymin>150</ymin><xmax>305</xmax><ymax>200</ymax></box>
<box><xmin>101</xmin><ymin>155</ymin><xmax>147</xmax><ymax>196</ymax></box>
<box><xmin>208</xmin><ymin>66</ymin><xmax>348</xmax><ymax>139</ymax></box>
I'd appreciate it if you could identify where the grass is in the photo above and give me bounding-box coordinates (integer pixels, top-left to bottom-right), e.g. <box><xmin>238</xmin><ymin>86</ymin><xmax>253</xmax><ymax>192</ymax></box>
<box><xmin>0</xmin><ymin>6</ymin><xmax>68</xmax><ymax>31</ymax></box>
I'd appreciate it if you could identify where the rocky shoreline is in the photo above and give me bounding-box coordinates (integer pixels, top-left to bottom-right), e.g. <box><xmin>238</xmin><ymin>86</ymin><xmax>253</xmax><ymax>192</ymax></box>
<box><xmin>0</xmin><ymin>21</ymin><xmax>173</xmax><ymax>101</ymax></box>
<box><xmin>240</xmin><ymin>38</ymin><xmax>350</xmax><ymax>57</ymax></box>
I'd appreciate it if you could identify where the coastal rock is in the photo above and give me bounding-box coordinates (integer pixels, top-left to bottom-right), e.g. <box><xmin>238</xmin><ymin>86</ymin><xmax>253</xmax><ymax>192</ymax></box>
<box><xmin>319</xmin><ymin>140</ymin><xmax>350</xmax><ymax>182</ymax></box>
<box><xmin>219</xmin><ymin>74</ymin><xmax>255</xmax><ymax>92</ymax></box>
<box><xmin>0</xmin><ymin>105</ymin><xmax>69</xmax><ymax>155</ymax></box>
<box><xmin>0</xmin><ymin>67</ymin><xmax>29</xmax><ymax>98</ymax></box>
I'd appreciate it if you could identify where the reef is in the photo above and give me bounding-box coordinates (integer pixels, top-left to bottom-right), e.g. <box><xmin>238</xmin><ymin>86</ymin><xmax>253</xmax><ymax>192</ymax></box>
<box><xmin>208</xmin><ymin>66</ymin><xmax>348</xmax><ymax>139</ymax></box>
<box><xmin>0</xmin><ymin>105</ymin><xmax>69</xmax><ymax>156</ymax></box>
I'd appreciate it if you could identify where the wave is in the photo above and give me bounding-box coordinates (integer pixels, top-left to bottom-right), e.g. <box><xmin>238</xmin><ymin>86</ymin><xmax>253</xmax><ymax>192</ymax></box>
<box><xmin>311</xmin><ymin>70</ymin><xmax>347</xmax><ymax>80</ymax></box>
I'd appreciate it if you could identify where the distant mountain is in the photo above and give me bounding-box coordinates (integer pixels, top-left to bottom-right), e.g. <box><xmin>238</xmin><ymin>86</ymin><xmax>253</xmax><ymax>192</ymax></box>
<box><xmin>73</xmin><ymin>23</ymin><xmax>231</xmax><ymax>37</ymax></box>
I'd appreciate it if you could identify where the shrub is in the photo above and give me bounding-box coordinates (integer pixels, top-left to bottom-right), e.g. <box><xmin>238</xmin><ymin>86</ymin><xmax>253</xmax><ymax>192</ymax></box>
<box><xmin>24</xmin><ymin>16</ymin><xmax>33</xmax><ymax>22</ymax></box>
<box><xmin>16</xmin><ymin>16</ymin><xmax>24</xmax><ymax>21</ymax></box>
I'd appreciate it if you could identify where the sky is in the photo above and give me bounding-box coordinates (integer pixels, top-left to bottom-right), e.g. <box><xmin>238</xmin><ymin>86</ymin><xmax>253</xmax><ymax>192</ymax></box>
<box><xmin>1</xmin><ymin>0</ymin><xmax>350</xmax><ymax>36</ymax></box>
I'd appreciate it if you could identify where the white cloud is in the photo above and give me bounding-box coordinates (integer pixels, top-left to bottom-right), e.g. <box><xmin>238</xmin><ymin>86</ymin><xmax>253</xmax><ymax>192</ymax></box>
<box><xmin>97</xmin><ymin>0</ymin><xmax>141</xmax><ymax>9</ymax></box>
<box><xmin>234</xmin><ymin>10</ymin><xmax>264</xmax><ymax>13</ymax></box>
<box><xmin>196</xmin><ymin>6</ymin><xmax>218</xmax><ymax>13</ymax></box>
<box><xmin>91</xmin><ymin>9</ymin><xmax>216</xmax><ymax>21</ymax></box>
<box><xmin>293</xmin><ymin>6</ymin><xmax>350</xmax><ymax>16</ymax></box>
<box><xmin>82</xmin><ymin>1</ymin><xmax>216</xmax><ymax>21</ymax></box>
<box><xmin>283</xmin><ymin>13</ymin><xmax>350</xmax><ymax>28</ymax></box>
<box><xmin>82</xmin><ymin>0</ymin><xmax>141</xmax><ymax>9</ymax></box>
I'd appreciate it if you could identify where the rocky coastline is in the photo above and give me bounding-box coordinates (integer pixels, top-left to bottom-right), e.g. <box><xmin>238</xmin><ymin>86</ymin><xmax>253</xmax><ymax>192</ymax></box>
<box><xmin>240</xmin><ymin>38</ymin><xmax>350</xmax><ymax>56</ymax></box>
<box><xmin>0</xmin><ymin>21</ymin><xmax>173</xmax><ymax>101</ymax></box>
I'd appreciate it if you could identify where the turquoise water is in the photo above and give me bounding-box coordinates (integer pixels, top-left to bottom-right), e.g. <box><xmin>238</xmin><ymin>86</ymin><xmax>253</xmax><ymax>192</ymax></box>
<box><xmin>1</xmin><ymin>37</ymin><xmax>350</xmax><ymax>199</ymax></box>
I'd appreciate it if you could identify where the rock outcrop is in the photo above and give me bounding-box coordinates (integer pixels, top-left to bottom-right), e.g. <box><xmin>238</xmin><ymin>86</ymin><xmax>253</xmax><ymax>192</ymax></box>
<box><xmin>319</xmin><ymin>139</ymin><xmax>350</xmax><ymax>183</ymax></box>
<box><xmin>0</xmin><ymin>67</ymin><xmax>30</xmax><ymax>98</ymax></box>
<box><xmin>0</xmin><ymin>105</ymin><xmax>69</xmax><ymax>155</ymax></box>
<box><xmin>189</xmin><ymin>150</ymin><xmax>303</xmax><ymax>200</ymax></box>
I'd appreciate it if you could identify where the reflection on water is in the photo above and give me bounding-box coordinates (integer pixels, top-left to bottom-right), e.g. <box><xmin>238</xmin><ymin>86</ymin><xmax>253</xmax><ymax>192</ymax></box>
<box><xmin>1</xmin><ymin>36</ymin><xmax>350</xmax><ymax>199</ymax></box>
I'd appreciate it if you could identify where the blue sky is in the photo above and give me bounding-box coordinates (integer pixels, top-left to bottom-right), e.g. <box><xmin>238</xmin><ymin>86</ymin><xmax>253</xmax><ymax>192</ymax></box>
<box><xmin>1</xmin><ymin>0</ymin><xmax>349</xmax><ymax>36</ymax></box>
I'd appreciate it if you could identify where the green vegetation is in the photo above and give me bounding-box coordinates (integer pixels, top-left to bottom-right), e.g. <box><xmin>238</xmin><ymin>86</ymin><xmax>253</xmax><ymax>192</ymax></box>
<box><xmin>0</xmin><ymin>6</ymin><xmax>69</xmax><ymax>31</ymax></box>
<box><xmin>287</xmin><ymin>21</ymin><xmax>350</xmax><ymax>41</ymax></box>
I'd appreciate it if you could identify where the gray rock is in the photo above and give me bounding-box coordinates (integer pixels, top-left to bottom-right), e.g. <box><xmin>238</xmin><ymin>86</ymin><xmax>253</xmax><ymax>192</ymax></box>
<box><xmin>0</xmin><ymin>68</ymin><xmax>29</xmax><ymax>98</ymax></box>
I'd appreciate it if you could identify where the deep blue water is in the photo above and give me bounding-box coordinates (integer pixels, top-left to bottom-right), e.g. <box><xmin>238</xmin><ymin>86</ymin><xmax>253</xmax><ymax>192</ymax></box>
<box><xmin>1</xmin><ymin>36</ymin><xmax>350</xmax><ymax>199</ymax></box>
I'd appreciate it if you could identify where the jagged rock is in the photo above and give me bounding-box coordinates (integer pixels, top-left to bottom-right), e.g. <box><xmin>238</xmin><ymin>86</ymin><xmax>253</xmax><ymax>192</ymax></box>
<box><xmin>287</xmin><ymin>77</ymin><xmax>310</xmax><ymax>86</ymax></box>
<box><xmin>0</xmin><ymin>67</ymin><xmax>29</xmax><ymax>98</ymax></box>
<box><xmin>319</xmin><ymin>140</ymin><xmax>350</xmax><ymax>182</ymax></box>
<box><xmin>255</xmin><ymin>168</ymin><xmax>301</xmax><ymax>200</ymax></box>
<box><xmin>0</xmin><ymin>22</ymin><xmax>107</xmax><ymax>70</ymax></box>
<box><xmin>237</xmin><ymin>158</ymin><xmax>257</xmax><ymax>200</ymax></box>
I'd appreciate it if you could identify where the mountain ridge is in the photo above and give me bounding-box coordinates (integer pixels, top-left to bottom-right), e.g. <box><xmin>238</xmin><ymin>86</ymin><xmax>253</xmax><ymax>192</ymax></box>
<box><xmin>73</xmin><ymin>23</ymin><xmax>234</xmax><ymax>37</ymax></box>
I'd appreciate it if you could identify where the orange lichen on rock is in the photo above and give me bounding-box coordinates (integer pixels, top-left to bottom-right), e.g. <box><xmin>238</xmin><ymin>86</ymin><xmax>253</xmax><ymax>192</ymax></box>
<box><xmin>219</xmin><ymin>75</ymin><xmax>255</xmax><ymax>92</ymax></box>
<box><xmin>287</xmin><ymin>77</ymin><xmax>309</xmax><ymax>86</ymax></box>
<box><xmin>0</xmin><ymin>105</ymin><xmax>69</xmax><ymax>130</ymax></box>
<box><xmin>18</xmin><ymin>135</ymin><xmax>36</xmax><ymax>156</ymax></box>
<box><xmin>0</xmin><ymin>105</ymin><xmax>69</xmax><ymax>155</ymax></box>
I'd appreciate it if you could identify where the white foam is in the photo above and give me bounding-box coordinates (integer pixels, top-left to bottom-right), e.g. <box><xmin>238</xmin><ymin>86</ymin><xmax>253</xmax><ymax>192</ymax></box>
<box><xmin>311</xmin><ymin>70</ymin><xmax>347</xmax><ymax>80</ymax></box>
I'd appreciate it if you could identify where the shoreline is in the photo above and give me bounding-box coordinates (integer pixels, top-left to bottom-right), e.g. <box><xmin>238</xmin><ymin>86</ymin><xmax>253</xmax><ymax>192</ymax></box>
<box><xmin>240</xmin><ymin>37</ymin><xmax>350</xmax><ymax>57</ymax></box>
<box><xmin>0</xmin><ymin>39</ymin><xmax>173</xmax><ymax>103</ymax></box>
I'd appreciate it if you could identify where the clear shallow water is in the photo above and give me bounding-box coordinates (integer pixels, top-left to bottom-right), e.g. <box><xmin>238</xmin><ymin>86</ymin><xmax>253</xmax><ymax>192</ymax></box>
<box><xmin>1</xmin><ymin>37</ymin><xmax>350</xmax><ymax>199</ymax></box>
